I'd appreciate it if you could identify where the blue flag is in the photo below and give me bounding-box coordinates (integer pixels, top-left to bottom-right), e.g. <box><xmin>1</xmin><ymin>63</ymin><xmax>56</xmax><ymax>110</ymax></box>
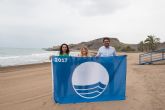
<box><xmin>51</xmin><ymin>55</ymin><xmax>127</xmax><ymax>104</ymax></box>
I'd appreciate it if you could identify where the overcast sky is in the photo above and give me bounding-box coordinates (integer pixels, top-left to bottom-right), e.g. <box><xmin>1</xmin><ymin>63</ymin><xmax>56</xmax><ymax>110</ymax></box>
<box><xmin>0</xmin><ymin>0</ymin><xmax>165</xmax><ymax>48</ymax></box>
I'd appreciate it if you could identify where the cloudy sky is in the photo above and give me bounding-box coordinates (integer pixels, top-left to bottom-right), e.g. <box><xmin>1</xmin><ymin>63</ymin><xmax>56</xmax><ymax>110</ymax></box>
<box><xmin>0</xmin><ymin>0</ymin><xmax>165</xmax><ymax>48</ymax></box>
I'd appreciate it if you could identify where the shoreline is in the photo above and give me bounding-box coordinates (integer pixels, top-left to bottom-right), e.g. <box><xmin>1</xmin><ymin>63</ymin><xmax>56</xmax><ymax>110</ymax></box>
<box><xmin>0</xmin><ymin>52</ymin><xmax>129</xmax><ymax>70</ymax></box>
<box><xmin>0</xmin><ymin>62</ymin><xmax>51</xmax><ymax>73</ymax></box>
<box><xmin>0</xmin><ymin>51</ymin><xmax>140</xmax><ymax>68</ymax></box>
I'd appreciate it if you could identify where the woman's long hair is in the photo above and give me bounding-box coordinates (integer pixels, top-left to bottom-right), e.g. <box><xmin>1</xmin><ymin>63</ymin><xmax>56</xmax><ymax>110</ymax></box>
<box><xmin>59</xmin><ymin>43</ymin><xmax>70</xmax><ymax>55</ymax></box>
<box><xmin>80</xmin><ymin>47</ymin><xmax>89</xmax><ymax>56</ymax></box>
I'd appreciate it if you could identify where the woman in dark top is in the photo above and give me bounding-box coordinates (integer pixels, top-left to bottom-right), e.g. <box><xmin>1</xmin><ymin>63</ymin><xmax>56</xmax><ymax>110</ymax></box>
<box><xmin>49</xmin><ymin>43</ymin><xmax>70</xmax><ymax>60</ymax></box>
<box><xmin>59</xmin><ymin>43</ymin><xmax>70</xmax><ymax>56</ymax></box>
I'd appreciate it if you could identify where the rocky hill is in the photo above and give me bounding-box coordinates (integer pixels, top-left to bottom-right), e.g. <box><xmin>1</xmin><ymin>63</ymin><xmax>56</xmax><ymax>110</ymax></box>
<box><xmin>45</xmin><ymin>37</ymin><xmax>138</xmax><ymax>51</ymax></box>
<box><xmin>44</xmin><ymin>37</ymin><xmax>165</xmax><ymax>52</ymax></box>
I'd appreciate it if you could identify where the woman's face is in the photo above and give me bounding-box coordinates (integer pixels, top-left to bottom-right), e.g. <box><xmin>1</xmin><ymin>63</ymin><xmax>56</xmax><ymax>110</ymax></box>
<box><xmin>81</xmin><ymin>48</ymin><xmax>87</xmax><ymax>55</ymax></box>
<box><xmin>62</xmin><ymin>45</ymin><xmax>68</xmax><ymax>53</ymax></box>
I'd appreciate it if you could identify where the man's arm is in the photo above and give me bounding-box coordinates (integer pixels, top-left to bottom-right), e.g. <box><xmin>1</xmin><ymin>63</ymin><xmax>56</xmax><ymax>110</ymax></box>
<box><xmin>113</xmin><ymin>48</ymin><xmax>117</xmax><ymax>56</ymax></box>
<box><xmin>96</xmin><ymin>48</ymin><xmax>101</xmax><ymax>57</ymax></box>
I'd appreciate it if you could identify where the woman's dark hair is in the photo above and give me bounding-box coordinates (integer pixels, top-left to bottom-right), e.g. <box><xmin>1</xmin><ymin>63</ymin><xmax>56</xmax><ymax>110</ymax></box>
<box><xmin>59</xmin><ymin>43</ymin><xmax>70</xmax><ymax>55</ymax></box>
<box><xmin>103</xmin><ymin>37</ymin><xmax>110</xmax><ymax>42</ymax></box>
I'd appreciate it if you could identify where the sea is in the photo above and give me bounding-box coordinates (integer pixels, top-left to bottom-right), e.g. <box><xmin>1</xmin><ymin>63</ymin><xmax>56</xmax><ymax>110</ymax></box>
<box><xmin>0</xmin><ymin>47</ymin><xmax>78</xmax><ymax>67</ymax></box>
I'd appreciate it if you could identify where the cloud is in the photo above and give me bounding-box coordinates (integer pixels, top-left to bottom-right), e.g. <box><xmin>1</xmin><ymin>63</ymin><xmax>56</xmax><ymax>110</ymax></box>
<box><xmin>0</xmin><ymin>0</ymin><xmax>38</xmax><ymax>16</ymax></box>
<box><xmin>0</xmin><ymin>0</ymin><xmax>165</xmax><ymax>48</ymax></box>
<box><xmin>61</xmin><ymin>0</ymin><xmax>130</xmax><ymax>16</ymax></box>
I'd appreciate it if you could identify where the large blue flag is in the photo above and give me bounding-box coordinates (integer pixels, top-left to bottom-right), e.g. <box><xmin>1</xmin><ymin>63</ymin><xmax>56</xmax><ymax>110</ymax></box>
<box><xmin>51</xmin><ymin>55</ymin><xmax>127</xmax><ymax>104</ymax></box>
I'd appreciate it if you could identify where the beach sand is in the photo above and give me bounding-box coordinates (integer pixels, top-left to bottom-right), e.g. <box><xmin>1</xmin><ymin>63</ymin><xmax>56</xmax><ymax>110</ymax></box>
<box><xmin>0</xmin><ymin>53</ymin><xmax>165</xmax><ymax>110</ymax></box>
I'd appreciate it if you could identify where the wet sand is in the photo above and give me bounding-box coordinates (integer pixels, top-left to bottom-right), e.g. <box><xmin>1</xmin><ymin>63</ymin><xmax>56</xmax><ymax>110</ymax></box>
<box><xmin>0</xmin><ymin>53</ymin><xmax>165</xmax><ymax>110</ymax></box>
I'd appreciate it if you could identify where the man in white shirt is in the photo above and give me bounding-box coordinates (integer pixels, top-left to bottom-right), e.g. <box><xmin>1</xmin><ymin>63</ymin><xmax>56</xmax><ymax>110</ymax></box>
<box><xmin>96</xmin><ymin>37</ymin><xmax>116</xmax><ymax>57</ymax></box>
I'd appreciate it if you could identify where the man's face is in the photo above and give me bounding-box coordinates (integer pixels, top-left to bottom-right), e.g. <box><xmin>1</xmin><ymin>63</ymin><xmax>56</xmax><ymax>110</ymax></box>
<box><xmin>103</xmin><ymin>39</ymin><xmax>110</xmax><ymax>48</ymax></box>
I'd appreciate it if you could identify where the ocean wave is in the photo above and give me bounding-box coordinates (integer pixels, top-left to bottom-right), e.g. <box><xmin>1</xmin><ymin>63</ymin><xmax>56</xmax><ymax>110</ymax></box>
<box><xmin>74</xmin><ymin>82</ymin><xmax>106</xmax><ymax>89</ymax></box>
<box><xmin>79</xmin><ymin>91</ymin><xmax>101</xmax><ymax>98</ymax></box>
<box><xmin>0</xmin><ymin>52</ymin><xmax>53</xmax><ymax>67</ymax></box>
<box><xmin>0</xmin><ymin>51</ymin><xmax>79</xmax><ymax>67</ymax></box>
<box><xmin>76</xmin><ymin>87</ymin><xmax>104</xmax><ymax>93</ymax></box>
<box><xmin>74</xmin><ymin>82</ymin><xmax>106</xmax><ymax>98</ymax></box>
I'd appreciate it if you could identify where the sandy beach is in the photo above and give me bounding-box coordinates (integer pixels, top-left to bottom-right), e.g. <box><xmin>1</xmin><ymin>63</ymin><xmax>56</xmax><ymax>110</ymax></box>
<box><xmin>0</xmin><ymin>53</ymin><xmax>165</xmax><ymax>110</ymax></box>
